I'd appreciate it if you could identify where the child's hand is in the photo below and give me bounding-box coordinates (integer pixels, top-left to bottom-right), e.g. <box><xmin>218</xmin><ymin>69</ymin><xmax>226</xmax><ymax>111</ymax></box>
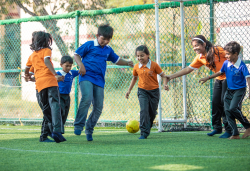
<box><xmin>125</xmin><ymin>91</ymin><xmax>130</xmax><ymax>99</ymax></box>
<box><xmin>199</xmin><ymin>77</ymin><xmax>209</xmax><ymax>84</ymax></box>
<box><xmin>164</xmin><ymin>84</ymin><xmax>169</xmax><ymax>91</ymax></box>
<box><xmin>55</xmin><ymin>75</ymin><xmax>64</xmax><ymax>82</ymax></box>
<box><xmin>23</xmin><ymin>74</ymin><xmax>31</xmax><ymax>82</ymax></box>
<box><xmin>79</xmin><ymin>65</ymin><xmax>86</xmax><ymax>76</ymax></box>
<box><xmin>127</xmin><ymin>61</ymin><xmax>134</xmax><ymax>67</ymax></box>
<box><xmin>164</xmin><ymin>75</ymin><xmax>171</xmax><ymax>84</ymax></box>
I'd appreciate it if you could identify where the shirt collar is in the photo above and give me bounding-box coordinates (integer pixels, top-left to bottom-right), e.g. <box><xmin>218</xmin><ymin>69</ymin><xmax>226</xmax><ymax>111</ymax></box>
<box><xmin>139</xmin><ymin>59</ymin><xmax>151</xmax><ymax>69</ymax></box>
<box><xmin>94</xmin><ymin>39</ymin><xmax>109</xmax><ymax>48</ymax></box>
<box><xmin>227</xmin><ymin>57</ymin><xmax>241</xmax><ymax>69</ymax></box>
<box><xmin>58</xmin><ymin>70</ymin><xmax>72</xmax><ymax>76</ymax></box>
<box><xmin>94</xmin><ymin>39</ymin><xmax>99</xmax><ymax>46</ymax></box>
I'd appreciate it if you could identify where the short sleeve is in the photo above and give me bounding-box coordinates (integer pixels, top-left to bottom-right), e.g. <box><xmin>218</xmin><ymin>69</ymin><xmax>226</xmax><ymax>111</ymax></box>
<box><xmin>56</xmin><ymin>71</ymin><xmax>62</xmax><ymax>76</ymax></box>
<box><xmin>189</xmin><ymin>55</ymin><xmax>204</xmax><ymax>69</ymax></box>
<box><xmin>107</xmin><ymin>48</ymin><xmax>120</xmax><ymax>63</ymax></box>
<box><xmin>29</xmin><ymin>66</ymin><xmax>34</xmax><ymax>74</ymax></box>
<box><xmin>75</xmin><ymin>42</ymin><xmax>90</xmax><ymax>58</ymax></box>
<box><xmin>44</xmin><ymin>48</ymin><xmax>52</xmax><ymax>59</ymax></box>
<box><xmin>133</xmin><ymin>67</ymin><xmax>138</xmax><ymax>76</ymax></box>
<box><xmin>155</xmin><ymin>63</ymin><xmax>163</xmax><ymax>75</ymax></box>
<box><xmin>26</xmin><ymin>56</ymin><xmax>32</xmax><ymax>67</ymax></box>
<box><xmin>220</xmin><ymin>61</ymin><xmax>227</xmax><ymax>73</ymax></box>
<box><xmin>71</xmin><ymin>70</ymin><xmax>79</xmax><ymax>78</ymax></box>
<box><xmin>241</xmin><ymin>63</ymin><xmax>250</xmax><ymax>77</ymax></box>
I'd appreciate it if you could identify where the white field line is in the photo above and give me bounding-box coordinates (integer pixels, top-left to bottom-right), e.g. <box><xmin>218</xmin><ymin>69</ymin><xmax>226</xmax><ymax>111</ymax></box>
<box><xmin>0</xmin><ymin>147</ymin><xmax>249</xmax><ymax>159</ymax></box>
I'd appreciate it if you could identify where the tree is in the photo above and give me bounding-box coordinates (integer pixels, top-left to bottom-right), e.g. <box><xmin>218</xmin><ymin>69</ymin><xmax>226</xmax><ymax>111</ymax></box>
<box><xmin>0</xmin><ymin>0</ymin><xmax>107</xmax><ymax>56</ymax></box>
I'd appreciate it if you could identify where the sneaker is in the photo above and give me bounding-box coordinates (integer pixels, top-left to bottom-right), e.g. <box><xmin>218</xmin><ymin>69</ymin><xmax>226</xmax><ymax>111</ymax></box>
<box><xmin>138</xmin><ymin>135</ymin><xmax>147</xmax><ymax>139</ymax></box>
<box><xmin>74</xmin><ymin>129</ymin><xmax>82</xmax><ymax>136</ymax></box>
<box><xmin>52</xmin><ymin>132</ymin><xmax>66</xmax><ymax>143</ymax></box>
<box><xmin>86</xmin><ymin>134</ymin><xmax>93</xmax><ymax>141</ymax></box>
<box><xmin>40</xmin><ymin>138</ymin><xmax>55</xmax><ymax>142</ymax></box>
<box><xmin>219</xmin><ymin>132</ymin><xmax>232</xmax><ymax>138</ymax></box>
<box><xmin>207</xmin><ymin>130</ymin><xmax>222</xmax><ymax>136</ymax></box>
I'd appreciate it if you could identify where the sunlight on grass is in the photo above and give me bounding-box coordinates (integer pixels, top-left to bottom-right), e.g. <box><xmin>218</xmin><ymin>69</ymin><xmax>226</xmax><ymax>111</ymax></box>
<box><xmin>150</xmin><ymin>164</ymin><xmax>204</xmax><ymax>170</ymax></box>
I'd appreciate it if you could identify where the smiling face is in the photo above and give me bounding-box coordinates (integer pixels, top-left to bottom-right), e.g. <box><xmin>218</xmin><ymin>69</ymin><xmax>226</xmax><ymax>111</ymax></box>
<box><xmin>192</xmin><ymin>40</ymin><xmax>206</xmax><ymax>55</ymax></box>
<box><xmin>60</xmin><ymin>61</ymin><xmax>72</xmax><ymax>73</ymax></box>
<box><xmin>136</xmin><ymin>51</ymin><xmax>149</xmax><ymax>65</ymax></box>
<box><xmin>97</xmin><ymin>35</ymin><xmax>110</xmax><ymax>47</ymax></box>
<box><xmin>225</xmin><ymin>50</ymin><xmax>238</xmax><ymax>63</ymax></box>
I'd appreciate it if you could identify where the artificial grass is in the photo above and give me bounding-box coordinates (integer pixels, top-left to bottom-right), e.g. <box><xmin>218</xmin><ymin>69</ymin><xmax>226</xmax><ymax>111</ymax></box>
<box><xmin>0</xmin><ymin>125</ymin><xmax>250</xmax><ymax>171</ymax></box>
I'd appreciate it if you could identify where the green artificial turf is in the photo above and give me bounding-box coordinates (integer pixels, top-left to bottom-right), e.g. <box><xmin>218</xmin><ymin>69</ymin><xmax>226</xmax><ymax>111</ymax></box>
<box><xmin>0</xmin><ymin>125</ymin><xmax>250</xmax><ymax>171</ymax></box>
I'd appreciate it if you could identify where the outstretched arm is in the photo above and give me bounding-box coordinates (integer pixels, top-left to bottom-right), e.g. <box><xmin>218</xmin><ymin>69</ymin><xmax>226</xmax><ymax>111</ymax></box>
<box><xmin>199</xmin><ymin>72</ymin><xmax>223</xmax><ymax>84</ymax></box>
<box><xmin>168</xmin><ymin>67</ymin><xmax>194</xmax><ymax>80</ymax></box>
<box><xmin>116</xmin><ymin>58</ymin><xmax>134</xmax><ymax>67</ymax></box>
<box><xmin>125</xmin><ymin>76</ymin><xmax>138</xmax><ymax>99</ymax></box>
<box><xmin>74</xmin><ymin>54</ymin><xmax>86</xmax><ymax>76</ymax></box>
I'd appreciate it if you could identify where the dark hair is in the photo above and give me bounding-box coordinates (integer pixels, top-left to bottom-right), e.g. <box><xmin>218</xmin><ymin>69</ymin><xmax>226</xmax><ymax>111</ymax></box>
<box><xmin>135</xmin><ymin>45</ymin><xmax>150</xmax><ymax>56</ymax></box>
<box><xmin>98</xmin><ymin>24</ymin><xmax>113</xmax><ymax>39</ymax></box>
<box><xmin>192</xmin><ymin>35</ymin><xmax>219</xmax><ymax>70</ymax></box>
<box><xmin>30</xmin><ymin>31</ymin><xmax>52</xmax><ymax>51</ymax></box>
<box><xmin>224</xmin><ymin>41</ymin><xmax>241</xmax><ymax>55</ymax></box>
<box><xmin>61</xmin><ymin>55</ymin><xmax>73</xmax><ymax>64</ymax></box>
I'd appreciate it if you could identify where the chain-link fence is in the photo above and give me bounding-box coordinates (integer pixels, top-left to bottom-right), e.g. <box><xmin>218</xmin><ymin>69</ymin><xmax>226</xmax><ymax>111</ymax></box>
<box><xmin>0</xmin><ymin>0</ymin><xmax>249</xmax><ymax>130</ymax></box>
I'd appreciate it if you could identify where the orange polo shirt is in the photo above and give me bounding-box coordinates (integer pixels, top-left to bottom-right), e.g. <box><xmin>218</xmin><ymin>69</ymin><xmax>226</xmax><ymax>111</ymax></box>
<box><xmin>26</xmin><ymin>48</ymin><xmax>58</xmax><ymax>92</ymax></box>
<box><xmin>133</xmin><ymin>60</ymin><xmax>163</xmax><ymax>90</ymax></box>
<box><xmin>189</xmin><ymin>46</ymin><xmax>226</xmax><ymax>80</ymax></box>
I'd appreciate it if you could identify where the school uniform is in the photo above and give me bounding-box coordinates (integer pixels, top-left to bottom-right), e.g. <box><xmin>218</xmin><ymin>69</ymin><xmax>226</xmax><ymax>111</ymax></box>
<box><xmin>189</xmin><ymin>46</ymin><xmax>231</xmax><ymax>133</ymax></box>
<box><xmin>133</xmin><ymin>59</ymin><xmax>163</xmax><ymax>138</ymax></box>
<box><xmin>74</xmin><ymin>39</ymin><xmax>120</xmax><ymax>135</ymax></box>
<box><xmin>57</xmin><ymin>70</ymin><xmax>79</xmax><ymax>124</ymax></box>
<box><xmin>220</xmin><ymin>58</ymin><xmax>250</xmax><ymax>136</ymax></box>
<box><xmin>26</xmin><ymin>48</ymin><xmax>63</xmax><ymax>141</ymax></box>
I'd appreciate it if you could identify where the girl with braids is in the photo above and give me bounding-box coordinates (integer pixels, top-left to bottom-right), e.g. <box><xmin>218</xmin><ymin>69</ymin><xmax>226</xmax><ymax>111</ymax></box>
<box><xmin>24</xmin><ymin>31</ymin><xmax>66</xmax><ymax>143</ymax></box>
<box><xmin>166</xmin><ymin>35</ymin><xmax>232</xmax><ymax>138</ymax></box>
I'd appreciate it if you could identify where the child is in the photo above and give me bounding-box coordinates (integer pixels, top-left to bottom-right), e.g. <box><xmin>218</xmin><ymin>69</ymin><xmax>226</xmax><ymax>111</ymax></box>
<box><xmin>199</xmin><ymin>41</ymin><xmax>250</xmax><ymax>139</ymax></box>
<box><xmin>24</xmin><ymin>31</ymin><xmax>66</xmax><ymax>143</ymax></box>
<box><xmin>125</xmin><ymin>45</ymin><xmax>168</xmax><ymax>139</ymax></box>
<box><xmin>73</xmin><ymin>24</ymin><xmax>134</xmax><ymax>141</ymax></box>
<box><xmin>57</xmin><ymin>55</ymin><xmax>79</xmax><ymax>125</ymax></box>
<box><xmin>165</xmin><ymin>35</ymin><xmax>231</xmax><ymax>138</ymax></box>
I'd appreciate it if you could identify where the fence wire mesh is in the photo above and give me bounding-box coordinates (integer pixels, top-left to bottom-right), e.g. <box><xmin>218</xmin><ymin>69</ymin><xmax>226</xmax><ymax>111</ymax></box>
<box><xmin>0</xmin><ymin>0</ymin><xmax>249</xmax><ymax>130</ymax></box>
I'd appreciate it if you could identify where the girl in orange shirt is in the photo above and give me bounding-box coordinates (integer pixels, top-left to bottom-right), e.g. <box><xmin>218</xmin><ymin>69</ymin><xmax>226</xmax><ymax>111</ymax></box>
<box><xmin>24</xmin><ymin>31</ymin><xmax>65</xmax><ymax>143</ymax></box>
<box><xmin>126</xmin><ymin>45</ymin><xmax>168</xmax><ymax>139</ymax></box>
<box><xmin>166</xmin><ymin>35</ymin><xmax>232</xmax><ymax>138</ymax></box>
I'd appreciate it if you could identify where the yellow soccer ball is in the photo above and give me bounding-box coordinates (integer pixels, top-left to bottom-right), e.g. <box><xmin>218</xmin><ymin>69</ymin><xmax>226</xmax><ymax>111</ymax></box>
<box><xmin>126</xmin><ymin>120</ymin><xmax>140</xmax><ymax>133</ymax></box>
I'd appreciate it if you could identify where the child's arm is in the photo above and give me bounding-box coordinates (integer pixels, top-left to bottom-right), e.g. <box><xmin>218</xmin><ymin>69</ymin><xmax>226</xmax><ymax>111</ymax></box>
<box><xmin>160</xmin><ymin>73</ymin><xmax>169</xmax><ymax>91</ymax></box>
<box><xmin>24</xmin><ymin>67</ymin><xmax>31</xmax><ymax>82</ymax></box>
<box><xmin>199</xmin><ymin>72</ymin><xmax>223</xmax><ymax>84</ymax></box>
<box><xmin>44</xmin><ymin>58</ymin><xmax>64</xmax><ymax>81</ymax></box>
<box><xmin>74</xmin><ymin>54</ymin><xmax>86</xmax><ymax>76</ymax></box>
<box><xmin>116</xmin><ymin>58</ymin><xmax>134</xmax><ymax>67</ymax></box>
<box><xmin>125</xmin><ymin>76</ymin><xmax>138</xmax><ymax>99</ymax></box>
<box><xmin>247</xmin><ymin>77</ymin><xmax>250</xmax><ymax>99</ymax></box>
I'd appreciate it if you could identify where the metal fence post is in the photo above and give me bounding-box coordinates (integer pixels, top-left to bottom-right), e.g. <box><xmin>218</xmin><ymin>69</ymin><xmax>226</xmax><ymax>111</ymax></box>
<box><xmin>209</xmin><ymin>0</ymin><xmax>214</xmax><ymax>129</ymax></box>
<box><xmin>74</xmin><ymin>11</ymin><xmax>80</xmax><ymax>118</ymax></box>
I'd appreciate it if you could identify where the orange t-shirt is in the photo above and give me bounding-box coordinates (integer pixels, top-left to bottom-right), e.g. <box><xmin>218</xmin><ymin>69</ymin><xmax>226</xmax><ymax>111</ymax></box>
<box><xmin>26</xmin><ymin>48</ymin><xmax>58</xmax><ymax>92</ymax></box>
<box><xmin>189</xmin><ymin>46</ymin><xmax>226</xmax><ymax>80</ymax></box>
<box><xmin>133</xmin><ymin>60</ymin><xmax>163</xmax><ymax>90</ymax></box>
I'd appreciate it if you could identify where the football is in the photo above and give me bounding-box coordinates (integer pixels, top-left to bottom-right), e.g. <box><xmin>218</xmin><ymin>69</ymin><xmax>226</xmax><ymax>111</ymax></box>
<box><xmin>126</xmin><ymin>120</ymin><xmax>140</xmax><ymax>133</ymax></box>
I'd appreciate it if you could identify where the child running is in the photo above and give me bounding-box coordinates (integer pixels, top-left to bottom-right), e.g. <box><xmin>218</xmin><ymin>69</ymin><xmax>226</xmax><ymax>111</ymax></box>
<box><xmin>56</xmin><ymin>56</ymin><xmax>79</xmax><ymax>125</ymax></box>
<box><xmin>199</xmin><ymin>41</ymin><xmax>250</xmax><ymax>139</ymax></box>
<box><xmin>125</xmin><ymin>45</ymin><xmax>168</xmax><ymax>139</ymax></box>
<box><xmin>24</xmin><ymin>31</ymin><xmax>66</xmax><ymax>143</ymax></box>
<box><xmin>73</xmin><ymin>24</ymin><xmax>134</xmax><ymax>141</ymax></box>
